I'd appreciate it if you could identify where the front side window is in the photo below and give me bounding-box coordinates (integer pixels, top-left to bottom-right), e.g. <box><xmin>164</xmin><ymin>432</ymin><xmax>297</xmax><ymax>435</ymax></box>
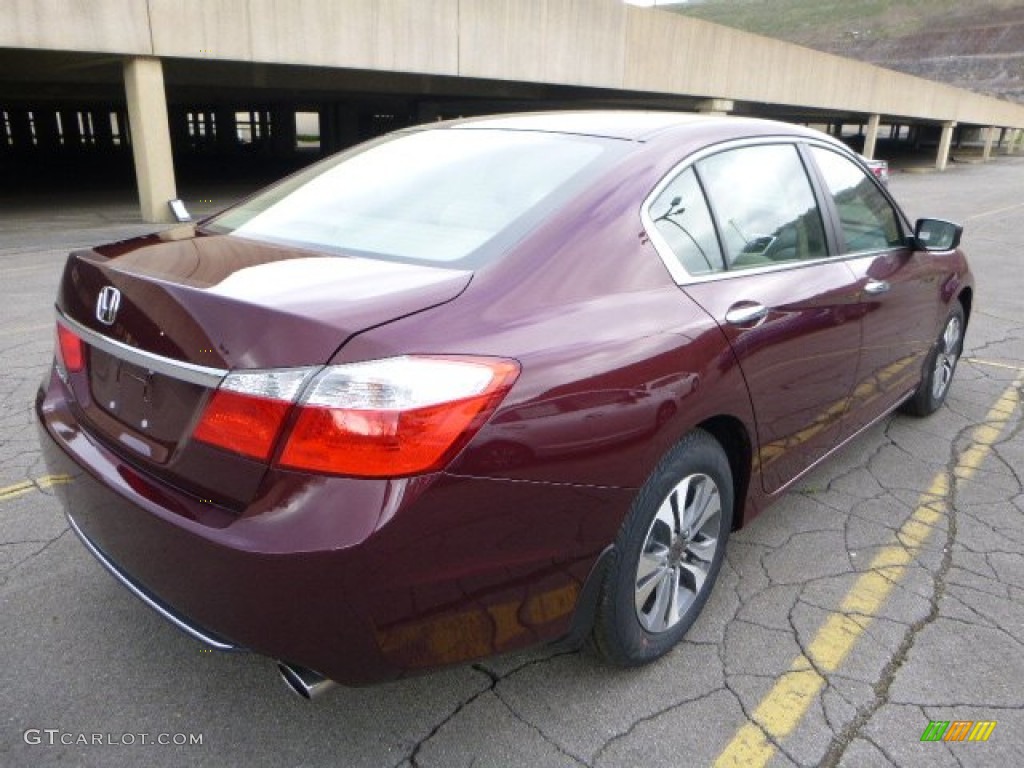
<box><xmin>698</xmin><ymin>144</ymin><xmax>828</xmax><ymax>269</ymax></box>
<box><xmin>206</xmin><ymin>129</ymin><xmax>612</xmax><ymax>267</ymax></box>
<box><xmin>811</xmin><ymin>147</ymin><xmax>903</xmax><ymax>253</ymax></box>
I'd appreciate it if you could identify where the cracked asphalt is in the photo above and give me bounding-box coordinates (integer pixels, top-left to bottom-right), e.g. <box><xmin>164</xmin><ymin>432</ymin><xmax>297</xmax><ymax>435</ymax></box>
<box><xmin>2</xmin><ymin>159</ymin><xmax>1023</xmax><ymax>768</ymax></box>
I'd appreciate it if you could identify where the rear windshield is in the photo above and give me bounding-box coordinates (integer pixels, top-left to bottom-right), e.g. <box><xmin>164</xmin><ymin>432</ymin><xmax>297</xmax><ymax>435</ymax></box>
<box><xmin>205</xmin><ymin>128</ymin><xmax>615</xmax><ymax>268</ymax></box>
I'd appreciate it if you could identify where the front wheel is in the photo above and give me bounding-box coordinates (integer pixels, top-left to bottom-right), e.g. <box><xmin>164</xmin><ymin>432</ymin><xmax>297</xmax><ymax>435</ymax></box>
<box><xmin>591</xmin><ymin>429</ymin><xmax>733</xmax><ymax>666</ymax></box>
<box><xmin>902</xmin><ymin>303</ymin><xmax>965</xmax><ymax>417</ymax></box>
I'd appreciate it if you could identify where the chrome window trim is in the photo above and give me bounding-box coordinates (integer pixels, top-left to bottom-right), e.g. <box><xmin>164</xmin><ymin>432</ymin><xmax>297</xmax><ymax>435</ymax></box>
<box><xmin>641</xmin><ymin>135</ymin><xmax>905</xmax><ymax>285</ymax></box>
<box><xmin>56</xmin><ymin>309</ymin><xmax>228</xmax><ymax>388</ymax></box>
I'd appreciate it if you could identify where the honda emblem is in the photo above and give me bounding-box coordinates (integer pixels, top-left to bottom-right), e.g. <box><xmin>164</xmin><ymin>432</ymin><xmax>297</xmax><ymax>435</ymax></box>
<box><xmin>95</xmin><ymin>286</ymin><xmax>121</xmax><ymax>326</ymax></box>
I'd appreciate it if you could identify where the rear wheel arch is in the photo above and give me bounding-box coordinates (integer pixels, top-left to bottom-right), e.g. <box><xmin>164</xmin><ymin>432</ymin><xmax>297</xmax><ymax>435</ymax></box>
<box><xmin>697</xmin><ymin>415</ymin><xmax>753</xmax><ymax>531</ymax></box>
<box><xmin>957</xmin><ymin>286</ymin><xmax>973</xmax><ymax>328</ymax></box>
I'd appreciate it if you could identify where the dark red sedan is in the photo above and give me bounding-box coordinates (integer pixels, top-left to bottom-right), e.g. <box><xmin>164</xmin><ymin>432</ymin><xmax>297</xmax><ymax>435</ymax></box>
<box><xmin>37</xmin><ymin>112</ymin><xmax>972</xmax><ymax>697</ymax></box>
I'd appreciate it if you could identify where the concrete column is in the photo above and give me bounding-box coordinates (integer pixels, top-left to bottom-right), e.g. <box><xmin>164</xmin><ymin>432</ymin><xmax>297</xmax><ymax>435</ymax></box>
<box><xmin>123</xmin><ymin>56</ymin><xmax>177</xmax><ymax>223</ymax></box>
<box><xmin>695</xmin><ymin>98</ymin><xmax>733</xmax><ymax>116</ymax></box>
<box><xmin>982</xmin><ymin>126</ymin><xmax>996</xmax><ymax>161</ymax></box>
<box><xmin>1011</xmin><ymin>128</ymin><xmax>1024</xmax><ymax>155</ymax></box>
<box><xmin>862</xmin><ymin>114</ymin><xmax>881</xmax><ymax>159</ymax></box>
<box><xmin>936</xmin><ymin>121</ymin><xmax>956</xmax><ymax>171</ymax></box>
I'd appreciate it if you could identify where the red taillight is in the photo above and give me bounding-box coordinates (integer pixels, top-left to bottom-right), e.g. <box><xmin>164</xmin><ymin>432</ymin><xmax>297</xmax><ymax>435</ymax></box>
<box><xmin>191</xmin><ymin>356</ymin><xmax>520</xmax><ymax>477</ymax></box>
<box><xmin>279</xmin><ymin>389</ymin><xmax>510</xmax><ymax>477</ymax></box>
<box><xmin>56</xmin><ymin>323</ymin><xmax>85</xmax><ymax>373</ymax></box>
<box><xmin>192</xmin><ymin>389</ymin><xmax>292</xmax><ymax>461</ymax></box>
<box><xmin>192</xmin><ymin>368</ymin><xmax>313</xmax><ymax>460</ymax></box>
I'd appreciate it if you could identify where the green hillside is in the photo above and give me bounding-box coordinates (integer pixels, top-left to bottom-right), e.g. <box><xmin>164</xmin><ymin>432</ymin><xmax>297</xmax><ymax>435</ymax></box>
<box><xmin>668</xmin><ymin>0</ymin><xmax>1024</xmax><ymax>103</ymax></box>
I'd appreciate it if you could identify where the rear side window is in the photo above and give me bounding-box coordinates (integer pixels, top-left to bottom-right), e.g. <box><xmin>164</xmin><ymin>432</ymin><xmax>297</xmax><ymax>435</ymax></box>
<box><xmin>697</xmin><ymin>144</ymin><xmax>829</xmax><ymax>270</ymax></box>
<box><xmin>206</xmin><ymin>129</ymin><xmax>611</xmax><ymax>267</ymax></box>
<box><xmin>810</xmin><ymin>147</ymin><xmax>904</xmax><ymax>253</ymax></box>
<box><xmin>648</xmin><ymin>168</ymin><xmax>725</xmax><ymax>275</ymax></box>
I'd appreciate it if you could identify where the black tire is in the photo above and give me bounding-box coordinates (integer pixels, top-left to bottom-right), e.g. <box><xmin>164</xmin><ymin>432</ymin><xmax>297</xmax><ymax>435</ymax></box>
<box><xmin>591</xmin><ymin>429</ymin><xmax>733</xmax><ymax>667</ymax></box>
<box><xmin>902</xmin><ymin>303</ymin><xmax>965</xmax><ymax>417</ymax></box>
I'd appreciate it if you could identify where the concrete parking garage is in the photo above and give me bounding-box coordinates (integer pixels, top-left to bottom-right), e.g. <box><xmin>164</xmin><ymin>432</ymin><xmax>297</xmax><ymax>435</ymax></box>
<box><xmin>3</xmin><ymin>0</ymin><xmax>1024</xmax><ymax>223</ymax></box>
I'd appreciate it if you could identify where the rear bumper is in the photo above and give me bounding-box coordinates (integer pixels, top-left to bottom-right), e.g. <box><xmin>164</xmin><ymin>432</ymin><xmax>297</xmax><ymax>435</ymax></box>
<box><xmin>37</xmin><ymin>366</ymin><xmax>631</xmax><ymax>685</ymax></box>
<box><xmin>64</xmin><ymin>511</ymin><xmax>241</xmax><ymax>651</ymax></box>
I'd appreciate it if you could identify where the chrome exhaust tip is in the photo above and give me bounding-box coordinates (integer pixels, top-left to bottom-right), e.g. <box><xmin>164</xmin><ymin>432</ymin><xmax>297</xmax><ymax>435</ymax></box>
<box><xmin>277</xmin><ymin>662</ymin><xmax>336</xmax><ymax>700</ymax></box>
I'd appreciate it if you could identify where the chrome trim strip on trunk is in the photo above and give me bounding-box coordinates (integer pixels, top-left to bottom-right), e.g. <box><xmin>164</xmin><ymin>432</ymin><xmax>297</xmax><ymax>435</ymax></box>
<box><xmin>56</xmin><ymin>308</ymin><xmax>228</xmax><ymax>388</ymax></box>
<box><xmin>65</xmin><ymin>511</ymin><xmax>242</xmax><ymax>652</ymax></box>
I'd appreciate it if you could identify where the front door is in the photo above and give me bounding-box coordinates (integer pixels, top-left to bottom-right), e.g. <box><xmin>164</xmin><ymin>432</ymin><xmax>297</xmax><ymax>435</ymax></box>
<box><xmin>807</xmin><ymin>146</ymin><xmax>940</xmax><ymax>435</ymax></box>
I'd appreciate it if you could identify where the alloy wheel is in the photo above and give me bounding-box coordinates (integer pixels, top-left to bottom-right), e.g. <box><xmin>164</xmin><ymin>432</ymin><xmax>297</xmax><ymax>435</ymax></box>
<box><xmin>931</xmin><ymin>314</ymin><xmax>963</xmax><ymax>401</ymax></box>
<box><xmin>634</xmin><ymin>472</ymin><xmax>722</xmax><ymax>633</ymax></box>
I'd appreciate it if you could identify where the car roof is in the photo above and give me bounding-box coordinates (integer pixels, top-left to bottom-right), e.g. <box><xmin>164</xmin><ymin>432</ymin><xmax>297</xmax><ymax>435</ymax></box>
<box><xmin>441</xmin><ymin>110</ymin><xmax>828</xmax><ymax>144</ymax></box>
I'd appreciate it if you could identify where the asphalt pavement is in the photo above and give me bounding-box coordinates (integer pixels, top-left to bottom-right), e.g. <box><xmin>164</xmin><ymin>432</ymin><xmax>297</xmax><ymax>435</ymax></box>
<box><xmin>2</xmin><ymin>157</ymin><xmax>1023</xmax><ymax>767</ymax></box>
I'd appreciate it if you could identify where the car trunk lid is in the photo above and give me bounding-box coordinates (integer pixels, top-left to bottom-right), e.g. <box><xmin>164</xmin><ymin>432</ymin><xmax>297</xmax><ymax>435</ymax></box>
<box><xmin>55</xmin><ymin>229</ymin><xmax>471</xmax><ymax>510</ymax></box>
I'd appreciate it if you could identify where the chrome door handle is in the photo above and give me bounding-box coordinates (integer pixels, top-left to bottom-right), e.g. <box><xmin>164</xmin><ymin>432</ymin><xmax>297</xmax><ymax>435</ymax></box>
<box><xmin>724</xmin><ymin>303</ymin><xmax>769</xmax><ymax>326</ymax></box>
<box><xmin>864</xmin><ymin>280</ymin><xmax>891</xmax><ymax>295</ymax></box>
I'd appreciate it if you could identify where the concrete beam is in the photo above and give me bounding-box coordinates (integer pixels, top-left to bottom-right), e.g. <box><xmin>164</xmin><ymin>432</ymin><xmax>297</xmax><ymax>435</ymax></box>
<box><xmin>936</xmin><ymin>121</ymin><xmax>956</xmax><ymax>171</ymax></box>
<box><xmin>6</xmin><ymin>1</ymin><xmax>1024</xmax><ymax>131</ymax></box>
<box><xmin>862</xmin><ymin>114</ymin><xmax>881</xmax><ymax>159</ymax></box>
<box><xmin>124</xmin><ymin>57</ymin><xmax>177</xmax><ymax>223</ymax></box>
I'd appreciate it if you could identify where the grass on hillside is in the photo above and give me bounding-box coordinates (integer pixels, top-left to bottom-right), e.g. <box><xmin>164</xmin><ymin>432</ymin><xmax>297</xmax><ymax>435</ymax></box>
<box><xmin>671</xmin><ymin>0</ymin><xmax>1023</xmax><ymax>46</ymax></box>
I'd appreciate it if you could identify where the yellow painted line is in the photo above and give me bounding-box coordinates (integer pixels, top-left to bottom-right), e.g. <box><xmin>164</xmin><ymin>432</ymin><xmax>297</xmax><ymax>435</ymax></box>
<box><xmin>0</xmin><ymin>474</ymin><xmax>73</xmax><ymax>502</ymax></box>
<box><xmin>965</xmin><ymin>200</ymin><xmax>1024</xmax><ymax>222</ymax></box>
<box><xmin>714</xmin><ymin>379</ymin><xmax>1022</xmax><ymax>768</ymax></box>
<box><xmin>966</xmin><ymin>357</ymin><xmax>1024</xmax><ymax>372</ymax></box>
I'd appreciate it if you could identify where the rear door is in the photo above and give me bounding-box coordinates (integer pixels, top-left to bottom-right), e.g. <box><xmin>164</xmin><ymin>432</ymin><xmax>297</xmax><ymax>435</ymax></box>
<box><xmin>647</xmin><ymin>142</ymin><xmax>864</xmax><ymax>493</ymax></box>
<box><xmin>807</xmin><ymin>146</ymin><xmax>939</xmax><ymax>435</ymax></box>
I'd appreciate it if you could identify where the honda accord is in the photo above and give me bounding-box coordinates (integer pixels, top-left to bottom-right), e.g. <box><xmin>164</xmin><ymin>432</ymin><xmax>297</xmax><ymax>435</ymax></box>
<box><xmin>37</xmin><ymin>111</ymin><xmax>972</xmax><ymax>697</ymax></box>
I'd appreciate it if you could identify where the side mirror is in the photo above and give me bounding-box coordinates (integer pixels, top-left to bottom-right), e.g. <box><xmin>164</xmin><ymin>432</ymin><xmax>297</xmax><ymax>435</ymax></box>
<box><xmin>914</xmin><ymin>218</ymin><xmax>962</xmax><ymax>251</ymax></box>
